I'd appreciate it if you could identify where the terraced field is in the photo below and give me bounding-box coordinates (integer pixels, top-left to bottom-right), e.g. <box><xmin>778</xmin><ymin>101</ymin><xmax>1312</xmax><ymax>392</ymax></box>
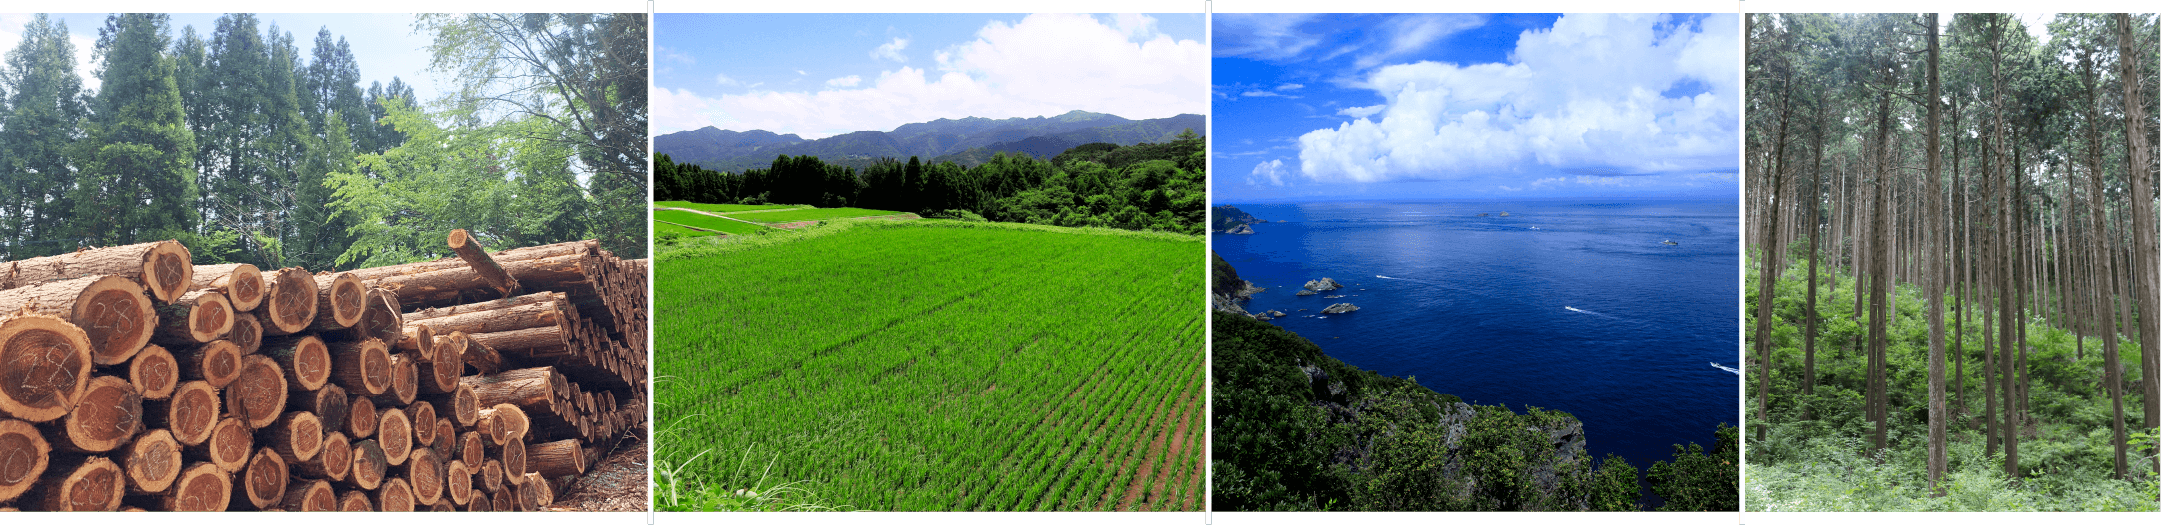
<box><xmin>654</xmin><ymin>201</ymin><xmax>806</xmax><ymax>213</ymax></box>
<box><xmin>655</xmin><ymin>221</ymin><xmax>1204</xmax><ymax>511</ymax></box>
<box><xmin>654</xmin><ymin>209</ymin><xmax>774</xmax><ymax>236</ymax></box>
<box><xmin>719</xmin><ymin>207</ymin><xmax>906</xmax><ymax>223</ymax></box>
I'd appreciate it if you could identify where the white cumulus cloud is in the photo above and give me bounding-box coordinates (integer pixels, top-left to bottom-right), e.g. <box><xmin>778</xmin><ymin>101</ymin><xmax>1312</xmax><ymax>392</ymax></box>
<box><xmin>1337</xmin><ymin>105</ymin><xmax>1384</xmax><ymax>118</ymax></box>
<box><xmin>657</xmin><ymin>13</ymin><xmax>1207</xmax><ymax>138</ymax></box>
<box><xmin>1249</xmin><ymin>159</ymin><xmax>1290</xmax><ymax>186</ymax></box>
<box><xmin>1297</xmin><ymin>14</ymin><xmax>1740</xmax><ymax>184</ymax></box>
<box><xmin>873</xmin><ymin>37</ymin><xmax>909</xmax><ymax>62</ymax></box>
<box><xmin>825</xmin><ymin>75</ymin><xmax>862</xmax><ymax>88</ymax></box>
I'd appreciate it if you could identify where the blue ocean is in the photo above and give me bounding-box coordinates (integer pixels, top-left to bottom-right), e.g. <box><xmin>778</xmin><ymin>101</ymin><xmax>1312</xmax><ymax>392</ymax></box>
<box><xmin>1213</xmin><ymin>199</ymin><xmax>1739</xmax><ymax>494</ymax></box>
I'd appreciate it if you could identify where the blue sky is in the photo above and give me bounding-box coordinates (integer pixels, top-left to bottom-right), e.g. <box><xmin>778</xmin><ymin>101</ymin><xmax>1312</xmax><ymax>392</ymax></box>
<box><xmin>1213</xmin><ymin>13</ymin><xmax>1740</xmax><ymax>202</ymax></box>
<box><xmin>653</xmin><ymin>13</ymin><xmax>1208</xmax><ymax>138</ymax></box>
<box><xmin>0</xmin><ymin>13</ymin><xmax>440</xmax><ymax>103</ymax></box>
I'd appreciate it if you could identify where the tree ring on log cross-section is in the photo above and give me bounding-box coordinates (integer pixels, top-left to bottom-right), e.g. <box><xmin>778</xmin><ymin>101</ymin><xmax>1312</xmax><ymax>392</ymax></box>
<box><xmin>54</xmin><ymin>457</ymin><xmax>123</xmax><ymax>511</ymax></box>
<box><xmin>0</xmin><ymin>418</ymin><xmax>51</xmax><ymax>503</ymax></box>
<box><xmin>265</xmin><ymin>269</ymin><xmax>317</xmax><ymax>334</ymax></box>
<box><xmin>0</xmin><ymin>315</ymin><xmax>92</xmax><ymax>422</ymax></box>
<box><xmin>206</xmin><ymin>418</ymin><xmax>252</xmax><ymax>472</ymax></box>
<box><xmin>78</xmin><ymin>278</ymin><xmax>154</xmax><ymax>364</ymax></box>
<box><xmin>164</xmin><ymin>381</ymin><xmax>218</xmax><ymax>445</ymax></box>
<box><xmin>130</xmin><ymin>345</ymin><xmax>176</xmax><ymax>400</ymax></box>
<box><xmin>125</xmin><ymin>429</ymin><xmax>180</xmax><ymax>493</ymax></box>
<box><xmin>61</xmin><ymin>376</ymin><xmax>142</xmax><ymax>452</ymax></box>
<box><xmin>149</xmin><ymin>249</ymin><xmax>190</xmax><ymax>304</ymax></box>
<box><xmin>240</xmin><ymin>447</ymin><xmax>286</xmax><ymax>509</ymax></box>
<box><xmin>224</xmin><ymin>355</ymin><xmax>287</xmax><ymax>429</ymax></box>
<box><xmin>166</xmin><ymin>462</ymin><xmax>228</xmax><ymax>511</ymax></box>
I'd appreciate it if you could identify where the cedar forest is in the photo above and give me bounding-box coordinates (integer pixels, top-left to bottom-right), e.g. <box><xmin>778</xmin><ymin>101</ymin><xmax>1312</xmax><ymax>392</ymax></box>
<box><xmin>0</xmin><ymin>13</ymin><xmax>647</xmax><ymax>269</ymax></box>
<box><xmin>1746</xmin><ymin>13</ymin><xmax>2160</xmax><ymax>510</ymax></box>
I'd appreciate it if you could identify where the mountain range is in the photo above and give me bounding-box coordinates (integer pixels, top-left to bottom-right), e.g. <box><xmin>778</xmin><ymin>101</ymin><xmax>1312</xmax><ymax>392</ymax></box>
<box><xmin>653</xmin><ymin>110</ymin><xmax>1205</xmax><ymax>172</ymax></box>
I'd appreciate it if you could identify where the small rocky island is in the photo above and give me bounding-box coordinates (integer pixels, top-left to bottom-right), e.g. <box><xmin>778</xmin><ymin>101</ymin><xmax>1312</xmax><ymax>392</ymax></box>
<box><xmin>1321</xmin><ymin>303</ymin><xmax>1360</xmax><ymax>314</ymax></box>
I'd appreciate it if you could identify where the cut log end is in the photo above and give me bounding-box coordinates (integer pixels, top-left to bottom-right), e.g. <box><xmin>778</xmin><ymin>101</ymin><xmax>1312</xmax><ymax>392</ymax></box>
<box><xmin>406</xmin><ymin>448</ymin><xmax>443</xmax><ymax>506</ymax></box>
<box><xmin>270</xmin><ymin>336</ymin><xmax>331</xmax><ymax>392</ymax></box>
<box><xmin>232</xmin><ymin>447</ymin><xmax>287</xmax><ymax>509</ymax></box>
<box><xmin>0</xmin><ymin>313</ymin><xmax>93</xmax><ymax>422</ymax></box>
<box><xmin>373</xmin><ymin>477</ymin><xmax>414</xmax><ymax>512</ymax></box>
<box><xmin>38</xmin><ymin>456</ymin><xmax>124</xmax><ymax>511</ymax></box>
<box><xmin>222</xmin><ymin>355</ymin><xmax>288</xmax><ymax>429</ymax></box>
<box><xmin>349</xmin><ymin>439</ymin><xmax>387</xmax><ymax>490</ymax></box>
<box><xmin>314</xmin><ymin>273</ymin><xmax>367</xmax><ymax>330</ymax></box>
<box><xmin>358</xmin><ymin>288</ymin><xmax>403</xmax><ymax>343</ymax></box>
<box><xmin>179</xmin><ymin>339</ymin><xmax>243</xmax><ymax>388</ymax></box>
<box><xmin>49</xmin><ymin>375</ymin><xmax>142</xmax><ymax>453</ymax></box>
<box><xmin>345</xmin><ymin>395</ymin><xmax>378</xmax><ymax>439</ymax></box>
<box><xmin>261</xmin><ymin>268</ymin><xmax>319</xmax><ymax>336</ymax></box>
<box><xmin>307</xmin><ymin>431</ymin><xmax>353</xmax><ymax>482</ymax></box>
<box><xmin>128</xmin><ymin>344</ymin><xmax>177</xmax><ymax>400</ymax></box>
<box><xmin>153</xmin><ymin>381</ymin><xmax>220</xmax><ymax>446</ymax></box>
<box><xmin>529</xmin><ymin>439</ymin><xmax>586</xmax><ymax>479</ymax></box>
<box><xmin>227</xmin><ymin>312</ymin><xmax>262</xmax><ymax>355</ymax></box>
<box><xmin>74</xmin><ymin>276</ymin><xmax>157</xmax><ymax>365</ymax></box>
<box><xmin>144</xmin><ymin>242</ymin><xmax>195</xmax><ymax>304</ymax></box>
<box><xmin>201</xmin><ymin>417</ymin><xmax>253</xmax><ymax>473</ymax></box>
<box><xmin>378</xmin><ymin>407</ymin><xmax>413</xmax><ymax>466</ymax></box>
<box><xmin>159</xmin><ymin>462</ymin><xmax>229</xmax><ymax>511</ymax></box>
<box><xmin>0</xmin><ymin>419</ymin><xmax>52</xmax><ymax>503</ymax></box>
<box><xmin>281</xmin><ymin>479</ymin><xmax>335</xmax><ymax>511</ymax></box>
<box><xmin>269</xmin><ymin>411</ymin><xmax>324</xmax><ymax>464</ymax></box>
<box><xmin>154</xmin><ymin>290</ymin><xmax>232</xmax><ymax>345</ymax></box>
<box><xmin>337</xmin><ymin>490</ymin><xmax>372</xmax><ymax>511</ymax></box>
<box><xmin>330</xmin><ymin>338</ymin><xmax>392</xmax><ymax>396</ymax></box>
<box><xmin>122</xmin><ymin>429</ymin><xmax>182</xmax><ymax>495</ymax></box>
<box><xmin>196</xmin><ymin>263</ymin><xmax>264</xmax><ymax>312</ymax></box>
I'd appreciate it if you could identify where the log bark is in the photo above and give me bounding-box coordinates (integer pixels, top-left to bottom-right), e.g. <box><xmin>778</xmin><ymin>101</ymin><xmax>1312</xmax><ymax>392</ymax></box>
<box><xmin>328</xmin><ymin>338</ymin><xmax>391</xmax><ymax>396</ymax></box>
<box><xmin>0</xmin><ymin>275</ymin><xmax>155</xmax><ymax>365</ymax></box>
<box><xmin>32</xmin><ymin>455</ymin><xmax>124</xmax><ymax>511</ymax></box>
<box><xmin>280</xmin><ymin>478</ymin><xmax>334</xmax><ymax>511</ymax></box>
<box><xmin>266</xmin><ymin>411</ymin><xmax>323</xmax><ymax>464</ymax></box>
<box><xmin>190</xmin><ymin>263</ymin><xmax>263</xmax><ymax>313</ymax></box>
<box><xmin>0</xmin><ymin>240</ymin><xmax>192</xmax><ymax>304</ymax></box>
<box><xmin>128</xmin><ymin>344</ymin><xmax>178</xmax><ymax>400</ymax></box>
<box><xmin>296</xmin><ymin>430</ymin><xmax>351</xmax><ymax>482</ymax></box>
<box><xmin>514</xmin><ymin>473</ymin><xmax>539</xmax><ymax>510</ymax></box>
<box><xmin>395</xmin><ymin>323</ymin><xmax>434</xmax><ymax>358</ymax></box>
<box><xmin>465</xmin><ymin>491</ymin><xmax>492</xmax><ymax>512</ymax></box>
<box><xmin>372</xmin><ymin>476</ymin><xmax>414</xmax><ymax>512</ymax></box>
<box><xmin>331</xmin><ymin>288</ymin><xmax>404</xmax><ymax>344</ymax></box>
<box><xmin>226</xmin><ymin>312</ymin><xmax>261</xmax><ymax>355</ymax></box>
<box><xmin>463</xmin><ymin>367</ymin><xmax>558</xmax><ymax>414</ymax></box>
<box><xmin>491</xmin><ymin>485</ymin><xmax>512</xmax><ymax>511</ymax></box>
<box><xmin>0</xmin><ymin>418</ymin><xmax>49</xmax><ymax>504</ymax></box>
<box><xmin>311</xmin><ymin>272</ymin><xmax>366</xmax><ymax>331</ymax></box>
<box><xmin>0</xmin><ymin>312</ymin><xmax>93</xmax><ymax>422</ymax></box>
<box><xmin>222</xmin><ymin>354</ymin><xmax>289</xmax><ymax>429</ymax></box>
<box><xmin>188</xmin><ymin>417</ymin><xmax>252</xmax><ymax>473</ymax></box>
<box><xmin>405</xmin><ymin>296</ymin><xmax>570</xmax><ymax>337</ymax></box>
<box><xmin>120</xmin><ymin>429</ymin><xmax>181</xmax><ymax>495</ymax></box>
<box><xmin>152</xmin><ymin>289</ymin><xmax>231</xmax><ymax>345</ymax></box>
<box><xmin>378</xmin><ymin>407</ymin><xmax>413</xmax><ymax>467</ymax></box>
<box><xmin>348</xmin><ymin>439</ymin><xmax>387</xmax><ymax>490</ymax></box>
<box><xmin>43</xmin><ymin>375</ymin><xmax>141</xmax><ymax>453</ymax></box>
<box><xmin>173</xmin><ymin>339</ymin><xmax>242</xmax><ymax>388</ymax></box>
<box><xmin>463</xmin><ymin>332</ymin><xmax>504</xmax><ymax>376</ymax></box>
<box><xmin>155</xmin><ymin>462</ymin><xmax>228</xmax><ymax>511</ymax></box>
<box><xmin>337</xmin><ymin>489</ymin><xmax>371</xmax><ymax>511</ymax></box>
<box><xmin>430</xmin><ymin>417</ymin><xmax>456</xmax><ymax>460</ymax></box>
<box><xmin>374</xmin><ymin>256</ymin><xmax>586</xmax><ymax>307</ymax></box>
<box><xmin>258</xmin><ymin>268</ymin><xmax>318</xmax><ymax>336</ymax></box>
<box><xmin>265</xmin><ymin>335</ymin><xmax>331</xmax><ymax>393</ymax></box>
<box><xmin>144</xmin><ymin>380</ymin><xmax>219</xmax><ymax>446</ymax></box>
<box><xmin>497</xmin><ymin>435</ymin><xmax>526</xmax><ymax>486</ymax></box>
<box><xmin>229</xmin><ymin>446</ymin><xmax>287</xmax><ymax>510</ymax></box>
<box><xmin>449</xmin><ymin>229</ymin><xmax>520</xmax><ymax>298</ymax></box>
<box><xmin>528</xmin><ymin>438</ymin><xmax>585</xmax><ymax>478</ymax></box>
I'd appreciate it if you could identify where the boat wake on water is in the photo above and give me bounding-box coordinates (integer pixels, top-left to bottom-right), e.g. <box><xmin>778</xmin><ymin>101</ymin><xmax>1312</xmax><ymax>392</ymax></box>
<box><xmin>1710</xmin><ymin>362</ymin><xmax>1741</xmax><ymax>375</ymax></box>
<box><xmin>1563</xmin><ymin>306</ymin><xmax>1618</xmax><ymax>319</ymax></box>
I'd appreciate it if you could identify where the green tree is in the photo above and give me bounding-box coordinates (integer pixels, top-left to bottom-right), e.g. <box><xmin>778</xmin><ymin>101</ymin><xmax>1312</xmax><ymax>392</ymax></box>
<box><xmin>70</xmin><ymin>13</ymin><xmax>198</xmax><ymax>247</ymax></box>
<box><xmin>0</xmin><ymin>14</ymin><xmax>87</xmax><ymax>258</ymax></box>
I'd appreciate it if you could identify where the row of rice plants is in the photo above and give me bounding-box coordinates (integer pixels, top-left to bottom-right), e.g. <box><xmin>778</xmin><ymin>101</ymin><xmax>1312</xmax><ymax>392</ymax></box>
<box><xmin>655</xmin><ymin>200</ymin><xmax>806</xmax><ymax>213</ymax></box>
<box><xmin>720</xmin><ymin>207</ymin><xmax>907</xmax><ymax>223</ymax></box>
<box><xmin>656</xmin><ymin>221</ymin><xmax>1201</xmax><ymax>511</ymax></box>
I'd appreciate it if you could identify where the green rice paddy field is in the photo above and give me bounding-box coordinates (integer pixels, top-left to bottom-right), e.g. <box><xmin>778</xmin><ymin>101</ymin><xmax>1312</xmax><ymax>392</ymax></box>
<box><xmin>721</xmin><ymin>207</ymin><xmax>905</xmax><ymax>223</ymax></box>
<box><xmin>654</xmin><ymin>209</ymin><xmax>773</xmax><ymax>236</ymax></box>
<box><xmin>654</xmin><ymin>220</ymin><xmax>720</xmax><ymax>238</ymax></box>
<box><xmin>654</xmin><ymin>201</ymin><xmax>805</xmax><ymax>213</ymax></box>
<box><xmin>656</xmin><ymin>221</ymin><xmax>1204</xmax><ymax>511</ymax></box>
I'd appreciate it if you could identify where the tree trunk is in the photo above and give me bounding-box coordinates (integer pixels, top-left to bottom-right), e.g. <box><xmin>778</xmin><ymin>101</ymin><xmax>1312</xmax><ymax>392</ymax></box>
<box><xmin>0</xmin><ymin>240</ymin><xmax>193</xmax><ymax>304</ymax></box>
<box><xmin>189</xmin><ymin>263</ymin><xmax>263</xmax><ymax>313</ymax></box>
<box><xmin>0</xmin><ymin>275</ymin><xmax>157</xmax><ymax>365</ymax></box>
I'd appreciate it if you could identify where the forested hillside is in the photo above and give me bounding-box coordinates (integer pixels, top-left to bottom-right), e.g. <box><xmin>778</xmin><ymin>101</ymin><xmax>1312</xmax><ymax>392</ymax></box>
<box><xmin>1745</xmin><ymin>13</ymin><xmax>2159</xmax><ymax>510</ymax></box>
<box><xmin>0</xmin><ymin>13</ymin><xmax>647</xmax><ymax>269</ymax></box>
<box><xmin>654</xmin><ymin>130</ymin><xmax>1205</xmax><ymax>234</ymax></box>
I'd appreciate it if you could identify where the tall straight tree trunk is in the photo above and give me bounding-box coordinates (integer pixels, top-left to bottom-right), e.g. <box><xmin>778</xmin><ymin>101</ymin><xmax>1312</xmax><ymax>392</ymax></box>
<box><xmin>1990</xmin><ymin>14</ymin><xmax>2018</xmax><ymax>477</ymax></box>
<box><xmin>1805</xmin><ymin>93</ymin><xmax>1827</xmax><ymax>418</ymax></box>
<box><xmin>2116</xmin><ymin>13</ymin><xmax>2161</xmax><ymax>469</ymax></box>
<box><xmin>1756</xmin><ymin>75</ymin><xmax>1793</xmax><ymax>442</ymax></box>
<box><xmin>1869</xmin><ymin>66</ymin><xmax>1893</xmax><ymax>454</ymax></box>
<box><xmin>1922</xmin><ymin>13</ymin><xmax>1948</xmax><ymax>492</ymax></box>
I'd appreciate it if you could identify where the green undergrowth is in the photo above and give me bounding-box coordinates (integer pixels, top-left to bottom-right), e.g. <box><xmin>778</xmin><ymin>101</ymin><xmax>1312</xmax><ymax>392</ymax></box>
<box><xmin>1746</xmin><ymin>256</ymin><xmax>2161</xmax><ymax>511</ymax></box>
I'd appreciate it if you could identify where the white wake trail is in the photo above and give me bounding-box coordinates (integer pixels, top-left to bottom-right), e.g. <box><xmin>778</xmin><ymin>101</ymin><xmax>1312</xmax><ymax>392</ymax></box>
<box><xmin>1710</xmin><ymin>362</ymin><xmax>1741</xmax><ymax>375</ymax></box>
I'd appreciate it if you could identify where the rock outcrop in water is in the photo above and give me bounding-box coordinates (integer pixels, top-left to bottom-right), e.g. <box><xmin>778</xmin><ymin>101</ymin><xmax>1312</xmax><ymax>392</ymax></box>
<box><xmin>1321</xmin><ymin>303</ymin><xmax>1360</xmax><ymax>314</ymax></box>
<box><xmin>1304</xmin><ymin>277</ymin><xmax>1342</xmax><ymax>292</ymax></box>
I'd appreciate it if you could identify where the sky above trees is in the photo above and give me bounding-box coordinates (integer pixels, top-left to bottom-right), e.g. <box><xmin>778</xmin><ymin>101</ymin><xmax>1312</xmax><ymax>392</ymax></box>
<box><xmin>1214</xmin><ymin>13</ymin><xmax>1742</xmax><ymax>202</ymax></box>
<box><xmin>652</xmin><ymin>13</ymin><xmax>1208</xmax><ymax>138</ymax></box>
<box><xmin>0</xmin><ymin>13</ymin><xmax>439</xmax><ymax>102</ymax></box>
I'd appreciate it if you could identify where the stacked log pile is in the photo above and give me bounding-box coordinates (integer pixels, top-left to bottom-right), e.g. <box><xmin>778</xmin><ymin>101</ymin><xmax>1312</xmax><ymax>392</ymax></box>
<box><xmin>0</xmin><ymin>233</ymin><xmax>646</xmax><ymax>511</ymax></box>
